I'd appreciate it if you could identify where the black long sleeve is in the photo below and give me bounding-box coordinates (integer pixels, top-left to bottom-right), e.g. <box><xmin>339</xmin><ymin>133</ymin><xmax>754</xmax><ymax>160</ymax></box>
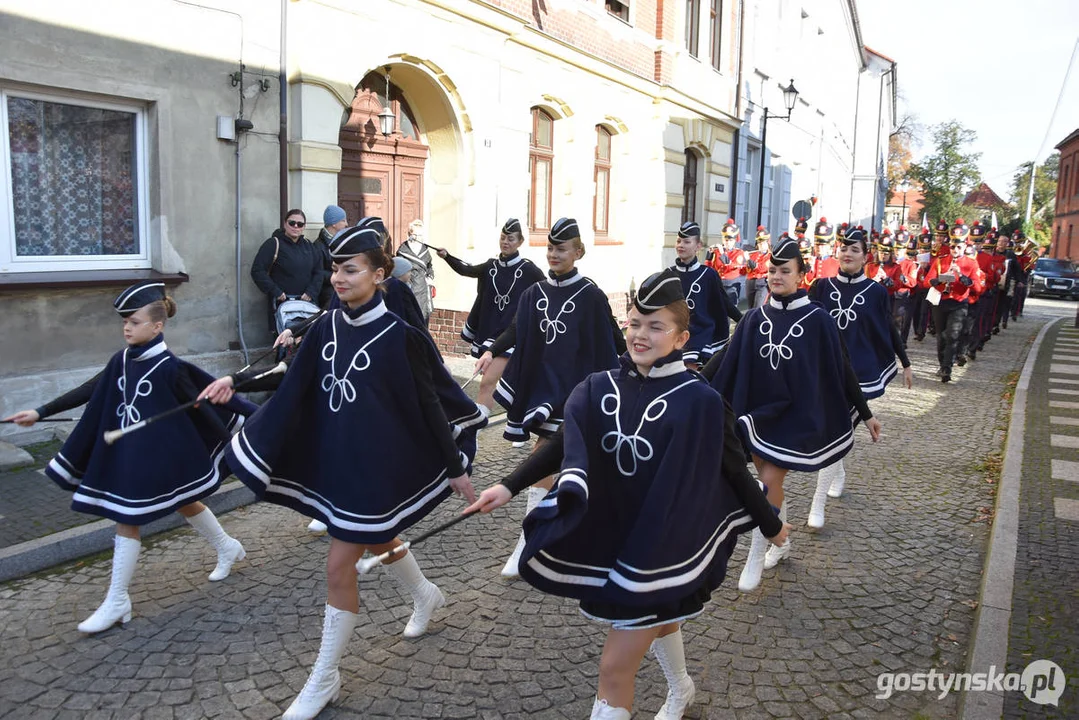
<box><xmin>405</xmin><ymin>331</ymin><xmax>466</xmax><ymax>478</ymax></box>
<box><xmin>250</xmin><ymin>237</ymin><xmax>283</xmax><ymax>299</ymax></box>
<box><xmin>500</xmin><ymin>431</ymin><xmax>565</xmax><ymax>496</ymax></box>
<box><xmin>487</xmin><ymin>318</ymin><xmax>518</xmax><ymax>357</ymax></box>
<box><xmin>720</xmin><ymin>400</ymin><xmax>782</xmax><ymax>538</ymax></box>
<box><xmin>440</xmin><ymin>253</ymin><xmax>488</xmax><ymax>279</ymax></box>
<box><xmin>890</xmin><ymin>321</ymin><xmax>911</xmax><ymax>368</ymax></box>
<box><xmin>230</xmin><ymin>362</ymin><xmax>288</xmax><ymax>393</ymax></box>
<box><xmin>174</xmin><ymin>365</ymin><xmax>232</xmax><ymax>443</ymax></box>
<box><xmin>838</xmin><ymin>335</ymin><xmax>873</xmax><ymax>421</ymax></box>
<box><xmin>34</xmin><ymin>371</ymin><xmax>103</xmax><ymax>418</ymax></box>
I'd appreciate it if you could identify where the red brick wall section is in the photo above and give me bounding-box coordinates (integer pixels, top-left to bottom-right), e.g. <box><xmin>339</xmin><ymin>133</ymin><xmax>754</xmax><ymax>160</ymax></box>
<box><xmin>431</xmin><ymin>292</ymin><xmax>631</xmax><ymax>357</ymax></box>
<box><xmin>483</xmin><ymin>0</ymin><xmax>658</xmax><ymax>80</ymax></box>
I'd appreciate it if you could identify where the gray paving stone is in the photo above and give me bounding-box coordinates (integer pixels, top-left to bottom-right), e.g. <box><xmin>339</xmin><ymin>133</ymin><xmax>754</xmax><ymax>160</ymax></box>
<box><xmin>2</xmin><ymin>300</ymin><xmax>1076</xmax><ymax>718</ymax></box>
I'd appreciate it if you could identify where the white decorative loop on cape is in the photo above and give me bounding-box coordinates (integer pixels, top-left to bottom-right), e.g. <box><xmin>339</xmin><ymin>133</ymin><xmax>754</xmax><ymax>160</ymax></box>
<box><xmin>536</xmin><ymin>284</ymin><xmax>590</xmax><ymax>345</ymax></box>
<box><xmin>598</xmin><ymin>372</ymin><xmax>696</xmax><ymax>476</ymax></box>
<box><xmin>828</xmin><ymin>284</ymin><xmax>871</xmax><ymax>330</ymax></box>
<box><xmin>116</xmin><ymin>352</ymin><xmax>170</xmax><ymax>429</ymax></box>
<box><xmin>320</xmin><ymin>314</ymin><xmax>397</xmax><ymax>413</ymax></box>
<box><xmin>757</xmin><ymin>307</ymin><xmax>815</xmax><ymax>370</ymax></box>
<box><xmin>490</xmin><ymin>265</ymin><xmax>525</xmax><ymax>312</ymax></box>
<box><xmin>685</xmin><ymin>268</ymin><xmax>706</xmax><ymax>311</ymax></box>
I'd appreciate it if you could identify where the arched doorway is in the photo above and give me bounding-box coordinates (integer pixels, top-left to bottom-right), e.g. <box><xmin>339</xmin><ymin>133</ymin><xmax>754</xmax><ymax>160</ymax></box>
<box><xmin>338</xmin><ymin>73</ymin><xmax>428</xmax><ymax>249</ymax></box>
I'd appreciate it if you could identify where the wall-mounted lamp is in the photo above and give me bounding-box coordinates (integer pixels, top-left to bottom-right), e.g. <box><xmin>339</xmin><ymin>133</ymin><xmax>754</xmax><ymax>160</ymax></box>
<box><xmin>378</xmin><ymin>66</ymin><xmax>395</xmax><ymax>137</ymax></box>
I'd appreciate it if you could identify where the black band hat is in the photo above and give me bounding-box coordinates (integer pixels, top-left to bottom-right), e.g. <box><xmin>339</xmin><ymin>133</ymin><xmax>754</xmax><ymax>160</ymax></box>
<box><xmin>841</xmin><ymin>226</ymin><xmax>867</xmax><ymax>245</ymax></box>
<box><xmin>548</xmin><ymin>217</ymin><xmax>580</xmax><ymax>244</ymax></box>
<box><xmin>949</xmin><ymin>218</ymin><xmax>970</xmax><ymax>244</ymax></box>
<box><xmin>773</xmin><ymin>236</ymin><xmax>803</xmax><ymax>264</ymax></box>
<box><xmin>797</xmin><ymin>235</ymin><xmax>813</xmax><ymax>256</ymax></box>
<box><xmin>633</xmin><ymin>268</ymin><xmax>686</xmax><ymax>314</ymax></box>
<box><xmin>114</xmin><ymin>281</ymin><xmax>166</xmax><ymax>317</ymax></box>
<box><xmin>756</xmin><ymin>225</ymin><xmax>771</xmax><ymax>242</ymax></box>
<box><xmin>678</xmin><ymin>221</ymin><xmax>701</xmax><ymax>239</ymax></box>
<box><xmin>502</xmin><ymin>218</ymin><xmax>522</xmax><ymax>235</ymax></box>
<box><xmin>721</xmin><ymin>218</ymin><xmax>740</xmax><ymax>239</ymax></box>
<box><xmin>356</xmin><ymin>216</ymin><xmax>388</xmax><ymax>237</ymax></box>
<box><xmin>328</xmin><ymin>226</ymin><xmax>382</xmax><ymax>259</ymax></box>
<box><xmin>794</xmin><ymin>216</ymin><xmax>809</xmax><ymax>234</ymax></box>
<box><xmin>814</xmin><ymin>218</ymin><xmax>834</xmax><ymax>243</ymax></box>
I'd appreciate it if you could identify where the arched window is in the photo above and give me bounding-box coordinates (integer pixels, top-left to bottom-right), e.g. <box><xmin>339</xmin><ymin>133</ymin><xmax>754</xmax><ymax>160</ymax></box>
<box><xmin>528</xmin><ymin>108</ymin><xmax>554</xmax><ymax>234</ymax></box>
<box><xmin>682</xmin><ymin>149</ymin><xmax>699</xmax><ymax>224</ymax></box>
<box><xmin>594</xmin><ymin>126</ymin><xmax>612</xmax><ymax>235</ymax></box>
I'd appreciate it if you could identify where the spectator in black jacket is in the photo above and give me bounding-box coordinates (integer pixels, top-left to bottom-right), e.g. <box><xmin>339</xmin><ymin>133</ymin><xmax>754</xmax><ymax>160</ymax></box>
<box><xmin>250</xmin><ymin>209</ymin><xmax>323</xmax><ymax>337</ymax></box>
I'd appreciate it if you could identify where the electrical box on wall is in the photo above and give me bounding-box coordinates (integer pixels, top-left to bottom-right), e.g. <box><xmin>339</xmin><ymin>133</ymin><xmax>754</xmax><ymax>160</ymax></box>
<box><xmin>216</xmin><ymin>115</ymin><xmax>236</xmax><ymax>142</ymax></box>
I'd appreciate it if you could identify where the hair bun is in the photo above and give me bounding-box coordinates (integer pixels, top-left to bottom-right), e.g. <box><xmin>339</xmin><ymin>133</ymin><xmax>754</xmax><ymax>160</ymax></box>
<box><xmin>163</xmin><ymin>296</ymin><xmax>177</xmax><ymax>318</ymax></box>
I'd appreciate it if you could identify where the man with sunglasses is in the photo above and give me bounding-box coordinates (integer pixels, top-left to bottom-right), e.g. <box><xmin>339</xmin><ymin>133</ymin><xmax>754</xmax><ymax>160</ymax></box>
<box><xmin>250</xmin><ymin>208</ymin><xmax>324</xmax><ymax>338</ymax></box>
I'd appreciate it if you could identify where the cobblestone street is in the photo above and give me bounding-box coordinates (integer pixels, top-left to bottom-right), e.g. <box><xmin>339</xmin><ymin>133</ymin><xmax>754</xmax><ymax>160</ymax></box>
<box><xmin>0</xmin><ymin>300</ymin><xmax>1071</xmax><ymax>719</ymax></box>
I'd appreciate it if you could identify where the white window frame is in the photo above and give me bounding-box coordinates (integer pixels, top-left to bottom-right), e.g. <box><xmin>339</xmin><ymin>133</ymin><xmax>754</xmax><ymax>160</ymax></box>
<box><xmin>0</xmin><ymin>87</ymin><xmax>151</xmax><ymax>273</ymax></box>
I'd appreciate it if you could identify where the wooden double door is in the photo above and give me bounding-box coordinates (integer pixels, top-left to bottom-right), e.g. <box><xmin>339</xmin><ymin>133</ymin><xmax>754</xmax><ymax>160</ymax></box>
<box><xmin>338</xmin><ymin>75</ymin><xmax>427</xmax><ymax>250</ymax></box>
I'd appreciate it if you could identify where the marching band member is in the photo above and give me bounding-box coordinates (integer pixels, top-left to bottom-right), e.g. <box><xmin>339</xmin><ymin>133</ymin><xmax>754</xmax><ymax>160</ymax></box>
<box><xmin>3</xmin><ymin>282</ymin><xmax>254</xmax><ymax>634</ymax></box>
<box><xmin>912</xmin><ymin>229</ymin><xmax>934</xmax><ymax>342</ymax></box>
<box><xmin>224</xmin><ymin>226</ymin><xmax>486</xmax><ymax>719</ymax></box>
<box><xmin>468</xmin><ymin>270</ymin><xmax>789</xmax><ymax>720</ymax></box>
<box><xmin>807</xmin><ymin>227</ymin><xmax>911</xmax><ymax>525</ymax></box>
<box><xmin>707</xmin><ymin>219</ymin><xmax>747</xmax><ymax>306</ymax></box>
<box><xmin>670</xmin><ymin>220</ymin><xmax>742</xmax><ymax>369</ymax></box>
<box><xmin>711</xmin><ymin>237</ymin><xmax>881</xmax><ymax>591</ymax></box>
<box><xmin>894</xmin><ymin>228</ymin><xmax>921</xmax><ymax>346</ymax></box>
<box><xmin>811</xmin><ymin>218</ymin><xmax>839</xmax><ymax>282</ymax></box>
<box><xmin>477</xmin><ymin>217</ymin><xmax>625</xmax><ymax>577</ymax></box>
<box><xmin>746</xmin><ymin>226</ymin><xmax>772</xmax><ymax>308</ymax></box>
<box><xmin>924</xmin><ymin>219</ymin><xmax>984</xmax><ymax>383</ymax></box>
<box><xmin>435</xmin><ymin>218</ymin><xmax>544</xmax><ymax>413</ymax></box>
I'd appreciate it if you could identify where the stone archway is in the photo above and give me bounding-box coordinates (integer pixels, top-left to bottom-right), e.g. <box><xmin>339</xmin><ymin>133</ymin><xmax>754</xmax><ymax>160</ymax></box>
<box><xmin>338</xmin><ymin>74</ymin><xmax>428</xmax><ymax>250</ymax></box>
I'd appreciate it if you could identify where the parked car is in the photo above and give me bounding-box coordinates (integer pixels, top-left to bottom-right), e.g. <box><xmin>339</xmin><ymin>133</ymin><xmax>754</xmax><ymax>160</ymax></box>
<box><xmin>1029</xmin><ymin>258</ymin><xmax>1079</xmax><ymax>300</ymax></box>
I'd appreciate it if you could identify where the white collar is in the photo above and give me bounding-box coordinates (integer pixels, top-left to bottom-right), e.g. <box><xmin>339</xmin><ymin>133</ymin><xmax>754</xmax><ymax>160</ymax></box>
<box><xmin>497</xmin><ymin>254</ymin><xmax>524</xmax><ymax>268</ymax></box>
<box><xmin>645</xmin><ymin>362</ymin><xmax>686</xmax><ymax>379</ymax></box>
<box><xmin>835</xmin><ymin>272</ymin><xmax>868</xmax><ymax>284</ymax></box>
<box><xmin>133</xmin><ymin>341</ymin><xmax>169</xmax><ymax>362</ymax></box>
<box><xmin>546</xmin><ymin>272</ymin><xmax>585</xmax><ymax>287</ymax></box>
<box><xmin>673</xmin><ymin>259</ymin><xmax>701</xmax><ymax>272</ymax></box>
<box><xmin>768</xmin><ymin>295</ymin><xmax>812</xmax><ymax>310</ymax></box>
<box><xmin>340</xmin><ymin>297</ymin><xmax>389</xmax><ymax>327</ymax></box>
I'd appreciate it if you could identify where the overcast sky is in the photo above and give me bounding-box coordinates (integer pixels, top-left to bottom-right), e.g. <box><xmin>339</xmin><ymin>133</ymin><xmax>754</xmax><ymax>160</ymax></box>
<box><xmin>856</xmin><ymin>0</ymin><xmax>1079</xmax><ymax>202</ymax></box>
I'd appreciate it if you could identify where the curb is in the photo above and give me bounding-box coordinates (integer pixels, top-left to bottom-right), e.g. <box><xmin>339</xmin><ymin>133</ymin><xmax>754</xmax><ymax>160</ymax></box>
<box><xmin>0</xmin><ymin>480</ymin><xmax>256</xmax><ymax>584</ymax></box>
<box><xmin>958</xmin><ymin>316</ymin><xmax>1062</xmax><ymax>719</ymax></box>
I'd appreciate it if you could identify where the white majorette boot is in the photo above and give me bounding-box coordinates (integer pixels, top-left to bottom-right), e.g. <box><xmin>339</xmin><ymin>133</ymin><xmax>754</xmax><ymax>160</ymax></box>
<box><xmin>826</xmin><ymin>459</ymin><xmax>847</xmax><ymax>498</ymax></box>
<box><xmin>384</xmin><ymin>550</ymin><xmax>446</xmax><ymax>638</ymax></box>
<box><xmin>737</xmin><ymin>528</ymin><xmax>767</xmax><ymax>592</ymax></box>
<box><xmin>500</xmin><ymin>486</ymin><xmax>546</xmax><ymax>578</ymax></box>
<box><xmin>764</xmin><ymin>500</ymin><xmax>791</xmax><ymax>569</ymax></box>
<box><xmin>282</xmin><ymin>604</ymin><xmax>359</xmax><ymax>720</ymax></box>
<box><xmin>186</xmin><ymin>507</ymin><xmax>246</xmax><ymax>581</ymax></box>
<box><xmin>78</xmin><ymin>535</ymin><xmax>141</xmax><ymax>634</ymax></box>
<box><xmin>652</xmin><ymin>629</ymin><xmax>696</xmax><ymax>719</ymax></box>
<box><xmin>306</xmin><ymin>519</ymin><xmax>328</xmax><ymax>534</ymax></box>
<box><xmin>591</xmin><ymin>698</ymin><xmax>631</xmax><ymax>720</ymax></box>
<box><xmin>807</xmin><ymin>464</ymin><xmax>835</xmax><ymax>529</ymax></box>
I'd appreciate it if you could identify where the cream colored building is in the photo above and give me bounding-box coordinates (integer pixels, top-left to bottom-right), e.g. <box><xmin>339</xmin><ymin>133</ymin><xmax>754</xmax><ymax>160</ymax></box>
<box><xmin>0</xmin><ymin>0</ymin><xmax>894</xmax><ymax>438</ymax></box>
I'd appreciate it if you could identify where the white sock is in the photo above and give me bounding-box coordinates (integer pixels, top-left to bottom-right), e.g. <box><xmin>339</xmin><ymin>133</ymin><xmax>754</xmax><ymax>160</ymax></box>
<box><xmin>186</xmin><ymin>508</ymin><xmax>233</xmax><ymax>551</ymax></box>
<box><xmin>652</xmin><ymin>629</ymin><xmax>690</xmax><ymax>684</ymax></box>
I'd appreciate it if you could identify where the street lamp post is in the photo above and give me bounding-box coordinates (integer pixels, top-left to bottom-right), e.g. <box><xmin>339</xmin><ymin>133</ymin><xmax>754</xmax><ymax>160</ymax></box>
<box><xmin>897</xmin><ymin>178</ymin><xmax>911</xmax><ymax>228</ymax></box>
<box><xmin>378</xmin><ymin>66</ymin><xmax>396</xmax><ymax>137</ymax></box>
<box><xmin>755</xmin><ymin>80</ymin><xmax>799</xmax><ymax>236</ymax></box>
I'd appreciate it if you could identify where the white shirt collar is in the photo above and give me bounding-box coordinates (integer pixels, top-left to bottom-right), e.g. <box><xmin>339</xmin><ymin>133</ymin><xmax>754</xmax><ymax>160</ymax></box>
<box><xmin>768</xmin><ymin>295</ymin><xmax>812</xmax><ymax>310</ymax></box>
<box><xmin>341</xmin><ymin>296</ymin><xmax>389</xmax><ymax>326</ymax></box>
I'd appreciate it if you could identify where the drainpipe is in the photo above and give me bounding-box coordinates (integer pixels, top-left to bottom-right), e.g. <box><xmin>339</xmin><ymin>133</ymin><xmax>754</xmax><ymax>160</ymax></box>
<box><xmin>279</xmin><ymin>0</ymin><xmax>288</xmax><ymax>219</ymax></box>
<box><xmin>848</xmin><ymin>68</ymin><xmax>861</xmax><ymax>220</ymax></box>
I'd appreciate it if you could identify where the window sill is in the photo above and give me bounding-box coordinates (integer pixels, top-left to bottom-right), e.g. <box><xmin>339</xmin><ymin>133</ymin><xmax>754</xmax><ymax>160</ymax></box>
<box><xmin>0</xmin><ymin>269</ymin><xmax>190</xmax><ymax>292</ymax></box>
<box><xmin>594</xmin><ymin>235</ymin><xmax>622</xmax><ymax>246</ymax></box>
<box><xmin>529</xmin><ymin>231</ymin><xmax>550</xmax><ymax>247</ymax></box>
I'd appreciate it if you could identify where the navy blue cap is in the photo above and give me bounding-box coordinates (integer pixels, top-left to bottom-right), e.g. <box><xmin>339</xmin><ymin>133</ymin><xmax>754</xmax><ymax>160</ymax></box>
<box><xmin>548</xmin><ymin>217</ymin><xmax>580</xmax><ymax>244</ymax></box>
<box><xmin>114</xmin><ymin>281</ymin><xmax>166</xmax><ymax>317</ymax></box>
<box><xmin>328</xmin><ymin>226</ymin><xmax>382</xmax><ymax>259</ymax></box>
<box><xmin>634</xmin><ymin>269</ymin><xmax>685</xmax><ymax>313</ymax></box>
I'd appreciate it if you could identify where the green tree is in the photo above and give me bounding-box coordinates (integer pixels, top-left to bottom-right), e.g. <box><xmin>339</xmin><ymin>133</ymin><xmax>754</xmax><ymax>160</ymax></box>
<box><xmin>1009</xmin><ymin>153</ymin><xmax>1059</xmax><ymax>246</ymax></box>
<box><xmin>909</xmin><ymin>121</ymin><xmax>982</xmax><ymax>224</ymax></box>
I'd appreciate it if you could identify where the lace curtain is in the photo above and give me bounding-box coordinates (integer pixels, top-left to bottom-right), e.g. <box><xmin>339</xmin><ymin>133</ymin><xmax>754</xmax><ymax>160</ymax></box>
<box><xmin>7</xmin><ymin>96</ymin><xmax>139</xmax><ymax>257</ymax></box>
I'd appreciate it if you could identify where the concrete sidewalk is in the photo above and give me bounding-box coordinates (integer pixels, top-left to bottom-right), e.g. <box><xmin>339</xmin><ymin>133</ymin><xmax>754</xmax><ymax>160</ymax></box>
<box><xmin>960</xmin><ymin>311</ymin><xmax>1077</xmax><ymax>719</ymax></box>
